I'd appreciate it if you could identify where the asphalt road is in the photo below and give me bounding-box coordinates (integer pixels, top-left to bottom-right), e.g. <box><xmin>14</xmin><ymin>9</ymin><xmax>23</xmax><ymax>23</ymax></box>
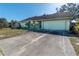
<box><xmin>0</xmin><ymin>31</ymin><xmax>76</xmax><ymax>56</ymax></box>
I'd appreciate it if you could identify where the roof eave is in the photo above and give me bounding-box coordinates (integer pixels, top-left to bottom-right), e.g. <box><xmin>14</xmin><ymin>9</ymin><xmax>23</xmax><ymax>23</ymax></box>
<box><xmin>27</xmin><ymin>17</ymin><xmax>72</xmax><ymax>21</ymax></box>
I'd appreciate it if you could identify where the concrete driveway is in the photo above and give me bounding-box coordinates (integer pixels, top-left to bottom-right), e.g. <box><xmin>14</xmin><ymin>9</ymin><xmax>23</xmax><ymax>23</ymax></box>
<box><xmin>0</xmin><ymin>31</ymin><xmax>76</xmax><ymax>56</ymax></box>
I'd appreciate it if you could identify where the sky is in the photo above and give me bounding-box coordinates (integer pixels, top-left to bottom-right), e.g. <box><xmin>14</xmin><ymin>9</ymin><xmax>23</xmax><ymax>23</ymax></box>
<box><xmin>0</xmin><ymin>3</ymin><xmax>65</xmax><ymax>21</ymax></box>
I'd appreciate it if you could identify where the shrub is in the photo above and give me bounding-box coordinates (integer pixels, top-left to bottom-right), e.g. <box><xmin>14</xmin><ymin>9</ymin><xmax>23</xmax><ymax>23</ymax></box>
<box><xmin>74</xmin><ymin>21</ymin><xmax>79</xmax><ymax>34</ymax></box>
<box><xmin>10</xmin><ymin>20</ymin><xmax>21</xmax><ymax>29</ymax></box>
<box><xmin>0</xmin><ymin>18</ymin><xmax>9</xmax><ymax>29</ymax></box>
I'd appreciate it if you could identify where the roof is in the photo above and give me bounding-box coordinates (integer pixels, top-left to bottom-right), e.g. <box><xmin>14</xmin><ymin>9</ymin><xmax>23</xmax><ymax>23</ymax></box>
<box><xmin>23</xmin><ymin>12</ymin><xmax>74</xmax><ymax>21</ymax></box>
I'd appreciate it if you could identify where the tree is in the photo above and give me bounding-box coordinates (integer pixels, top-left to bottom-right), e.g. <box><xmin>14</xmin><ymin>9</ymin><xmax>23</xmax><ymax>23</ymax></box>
<box><xmin>56</xmin><ymin>8</ymin><xmax>59</xmax><ymax>12</ymax></box>
<box><xmin>9</xmin><ymin>20</ymin><xmax>15</xmax><ymax>29</ymax></box>
<box><xmin>0</xmin><ymin>18</ymin><xmax>9</xmax><ymax>29</ymax></box>
<box><xmin>59</xmin><ymin>5</ymin><xmax>67</xmax><ymax>12</ymax></box>
<box><xmin>59</xmin><ymin>3</ymin><xmax>79</xmax><ymax>34</ymax></box>
<box><xmin>59</xmin><ymin>3</ymin><xmax>79</xmax><ymax>17</ymax></box>
<box><xmin>10</xmin><ymin>20</ymin><xmax>21</xmax><ymax>29</ymax></box>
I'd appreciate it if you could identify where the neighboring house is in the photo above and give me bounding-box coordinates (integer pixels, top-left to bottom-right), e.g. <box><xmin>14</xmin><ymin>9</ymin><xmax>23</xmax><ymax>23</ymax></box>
<box><xmin>21</xmin><ymin>12</ymin><xmax>75</xmax><ymax>31</ymax></box>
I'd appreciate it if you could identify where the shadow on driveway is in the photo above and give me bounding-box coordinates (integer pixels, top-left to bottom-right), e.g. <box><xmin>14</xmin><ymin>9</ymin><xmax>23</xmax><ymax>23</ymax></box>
<box><xmin>28</xmin><ymin>30</ymin><xmax>78</xmax><ymax>37</ymax></box>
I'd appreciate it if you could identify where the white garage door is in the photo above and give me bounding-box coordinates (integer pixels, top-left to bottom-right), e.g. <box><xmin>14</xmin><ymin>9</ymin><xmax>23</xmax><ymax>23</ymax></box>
<box><xmin>42</xmin><ymin>20</ymin><xmax>70</xmax><ymax>30</ymax></box>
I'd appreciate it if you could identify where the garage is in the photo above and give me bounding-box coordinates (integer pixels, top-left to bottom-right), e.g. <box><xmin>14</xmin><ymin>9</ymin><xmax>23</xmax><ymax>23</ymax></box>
<box><xmin>42</xmin><ymin>20</ymin><xmax>70</xmax><ymax>31</ymax></box>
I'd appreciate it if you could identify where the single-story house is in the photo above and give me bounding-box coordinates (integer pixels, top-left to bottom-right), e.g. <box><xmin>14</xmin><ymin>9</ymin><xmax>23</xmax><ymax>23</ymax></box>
<box><xmin>21</xmin><ymin>12</ymin><xmax>75</xmax><ymax>31</ymax></box>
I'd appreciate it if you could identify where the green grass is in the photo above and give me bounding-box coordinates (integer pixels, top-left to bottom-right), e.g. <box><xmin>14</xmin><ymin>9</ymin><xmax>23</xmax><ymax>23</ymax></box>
<box><xmin>69</xmin><ymin>37</ymin><xmax>79</xmax><ymax>55</ymax></box>
<box><xmin>0</xmin><ymin>28</ymin><xmax>26</xmax><ymax>39</ymax></box>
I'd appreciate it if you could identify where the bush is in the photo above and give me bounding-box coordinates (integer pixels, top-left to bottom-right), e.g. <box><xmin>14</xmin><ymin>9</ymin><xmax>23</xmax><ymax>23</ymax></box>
<box><xmin>0</xmin><ymin>18</ymin><xmax>9</xmax><ymax>29</ymax></box>
<box><xmin>74</xmin><ymin>21</ymin><xmax>79</xmax><ymax>34</ymax></box>
<box><xmin>9</xmin><ymin>20</ymin><xmax>22</xmax><ymax>29</ymax></box>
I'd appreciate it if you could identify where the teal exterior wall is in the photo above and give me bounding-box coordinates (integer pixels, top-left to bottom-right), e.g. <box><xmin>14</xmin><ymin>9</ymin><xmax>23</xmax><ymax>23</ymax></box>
<box><xmin>21</xmin><ymin>19</ymin><xmax>70</xmax><ymax>31</ymax></box>
<box><xmin>41</xmin><ymin>20</ymin><xmax>70</xmax><ymax>31</ymax></box>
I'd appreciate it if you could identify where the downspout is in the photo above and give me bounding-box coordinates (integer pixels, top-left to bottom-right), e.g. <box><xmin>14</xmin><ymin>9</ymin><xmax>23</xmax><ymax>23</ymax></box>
<box><xmin>65</xmin><ymin>20</ymin><xmax>67</xmax><ymax>31</ymax></box>
<box><xmin>43</xmin><ymin>20</ymin><xmax>44</xmax><ymax>30</ymax></box>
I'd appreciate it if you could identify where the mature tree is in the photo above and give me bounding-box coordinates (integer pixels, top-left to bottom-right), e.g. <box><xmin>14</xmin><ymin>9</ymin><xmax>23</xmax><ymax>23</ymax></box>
<box><xmin>0</xmin><ymin>18</ymin><xmax>9</xmax><ymax>29</ymax></box>
<box><xmin>58</xmin><ymin>3</ymin><xmax>79</xmax><ymax>33</ymax></box>
<box><xmin>59</xmin><ymin>3</ymin><xmax>79</xmax><ymax>18</ymax></box>
<box><xmin>56</xmin><ymin>8</ymin><xmax>59</xmax><ymax>12</ymax></box>
<box><xmin>59</xmin><ymin>5</ymin><xmax>67</xmax><ymax>12</ymax></box>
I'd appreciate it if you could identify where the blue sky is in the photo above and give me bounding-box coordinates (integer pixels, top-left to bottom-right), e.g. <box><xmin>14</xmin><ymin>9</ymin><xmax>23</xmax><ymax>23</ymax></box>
<box><xmin>0</xmin><ymin>3</ymin><xmax>65</xmax><ymax>21</ymax></box>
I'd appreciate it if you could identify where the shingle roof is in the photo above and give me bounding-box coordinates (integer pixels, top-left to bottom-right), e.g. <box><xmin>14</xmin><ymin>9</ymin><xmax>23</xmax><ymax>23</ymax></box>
<box><xmin>25</xmin><ymin>12</ymin><xmax>74</xmax><ymax>21</ymax></box>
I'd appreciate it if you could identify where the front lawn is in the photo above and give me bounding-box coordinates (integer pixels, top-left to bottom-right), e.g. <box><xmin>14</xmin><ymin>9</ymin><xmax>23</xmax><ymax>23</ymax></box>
<box><xmin>0</xmin><ymin>28</ymin><xmax>26</xmax><ymax>39</ymax></box>
<box><xmin>69</xmin><ymin>37</ymin><xmax>79</xmax><ymax>55</ymax></box>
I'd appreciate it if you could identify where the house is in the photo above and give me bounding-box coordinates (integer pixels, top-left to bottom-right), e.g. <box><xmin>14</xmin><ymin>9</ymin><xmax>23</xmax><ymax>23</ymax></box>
<box><xmin>21</xmin><ymin>12</ymin><xmax>74</xmax><ymax>31</ymax></box>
